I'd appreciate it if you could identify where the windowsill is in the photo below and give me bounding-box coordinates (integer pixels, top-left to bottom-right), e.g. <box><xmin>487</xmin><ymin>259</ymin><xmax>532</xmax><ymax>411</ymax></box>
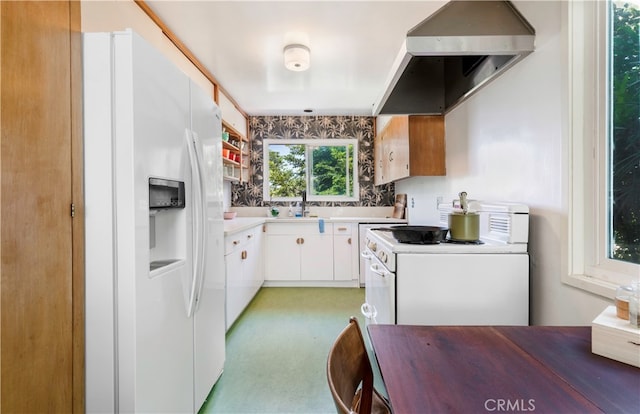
<box><xmin>562</xmin><ymin>273</ymin><xmax>617</xmax><ymax>300</ymax></box>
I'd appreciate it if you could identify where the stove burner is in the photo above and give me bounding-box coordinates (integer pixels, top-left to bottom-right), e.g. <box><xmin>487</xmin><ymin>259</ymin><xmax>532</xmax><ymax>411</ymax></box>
<box><xmin>444</xmin><ymin>238</ymin><xmax>485</xmax><ymax>245</ymax></box>
<box><xmin>396</xmin><ymin>240</ymin><xmax>442</xmax><ymax>245</ymax></box>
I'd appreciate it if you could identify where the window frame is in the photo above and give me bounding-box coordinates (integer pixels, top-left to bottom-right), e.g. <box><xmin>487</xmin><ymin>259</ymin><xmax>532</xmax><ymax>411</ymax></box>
<box><xmin>262</xmin><ymin>138</ymin><xmax>360</xmax><ymax>203</ymax></box>
<box><xmin>565</xmin><ymin>0</ymin><xmax>640</xmax><ymax>298</ymax></box>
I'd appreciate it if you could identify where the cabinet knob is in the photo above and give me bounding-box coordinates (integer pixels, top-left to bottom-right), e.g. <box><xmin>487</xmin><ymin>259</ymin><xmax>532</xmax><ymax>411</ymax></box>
<box><xmin>337</xmin><ymin>226</ymin><xmax>347</xmax><ymax>231</ymax></box>
<box><xmin>233</xmin><ymin>240</ymin><xmax>240</xmax><ymax>245</ymax></box>
<box><xmin>241</xmin><ymin>250</ymin><xmax>247</xmax><ymax>260</ymax></box>
<box><xmin>247</xmin><ymin>234</ymin><xmax>253</xmax><ymax>240</ymax></box>
<box><xmin>389</xmin><ymin>151</ymin><xmax>394</xmax><ymax>162</ymax></box>
<box><xmin>348</xmin><ymin>237</ymin><xmax>352</xmax><ymax>245</ymax></box>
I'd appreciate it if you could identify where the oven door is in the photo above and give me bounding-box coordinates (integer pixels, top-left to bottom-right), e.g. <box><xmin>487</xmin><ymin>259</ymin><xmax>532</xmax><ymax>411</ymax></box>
<box><xmin>361</xmin><ymin>250</ymin><xmax>396</xmax><ymax>326</ymax></box>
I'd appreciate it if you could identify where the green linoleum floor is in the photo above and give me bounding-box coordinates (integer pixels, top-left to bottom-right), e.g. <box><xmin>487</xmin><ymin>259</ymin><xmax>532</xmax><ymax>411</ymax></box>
<box><xmin>199</xmin><ymin>287</ymin><xmax>368</xmax><ymax>414</ymax></box>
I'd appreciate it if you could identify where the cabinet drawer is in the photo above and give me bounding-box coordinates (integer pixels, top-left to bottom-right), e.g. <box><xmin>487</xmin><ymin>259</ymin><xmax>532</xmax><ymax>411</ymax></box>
<box><xmin>333</xmin><ymin>223</ymin><xmax>354</xmax><ymax>235</ymax></box>
<box><xmin>224</xmin><ymin>226</ymin><xmax>258</xmax><ymax>255</ymax></box>
<box><xmin>224</xmin><ymin>234</ymin><xmax>243</xmax><ymax>255</ymax></box>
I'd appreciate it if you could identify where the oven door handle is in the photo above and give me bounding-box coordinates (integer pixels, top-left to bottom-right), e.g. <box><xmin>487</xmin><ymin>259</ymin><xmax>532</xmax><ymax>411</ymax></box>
<box><xmin>370</xmin><ymin>263</ymin><xmax>388</xmax><ymax>277</ymax></box>
<box><xmin>361</xmin><ymin>303</ymin><xmax>378</xmax><ymax>322</ymax></box>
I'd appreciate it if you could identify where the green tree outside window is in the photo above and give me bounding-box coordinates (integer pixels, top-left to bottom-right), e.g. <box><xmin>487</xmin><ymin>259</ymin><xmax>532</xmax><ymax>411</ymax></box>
<box><xmin>611</xmin><ymin>1</ymin><xmax>640</xmax><ymax>264</ymax></box>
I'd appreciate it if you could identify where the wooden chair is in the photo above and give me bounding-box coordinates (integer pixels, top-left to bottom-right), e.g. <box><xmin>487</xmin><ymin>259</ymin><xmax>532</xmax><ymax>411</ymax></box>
<box><xmin>326</xmin><ymin>317</ymin><xmax>392</xmax><ymax>414</ymax></box>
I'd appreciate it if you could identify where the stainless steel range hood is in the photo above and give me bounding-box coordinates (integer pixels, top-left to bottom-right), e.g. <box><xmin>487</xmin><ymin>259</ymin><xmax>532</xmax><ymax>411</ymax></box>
<box><xmin>373</xmin><ymin>0</ymin><xmax>535</xmax><ymax>115</ymax></box>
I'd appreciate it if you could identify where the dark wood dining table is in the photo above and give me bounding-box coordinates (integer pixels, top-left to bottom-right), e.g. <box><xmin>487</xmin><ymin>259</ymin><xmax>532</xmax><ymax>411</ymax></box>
<box><xmin>368</xmin><ymin>325</ymin><xmax>640</xmax><ymax>413</ymax></box>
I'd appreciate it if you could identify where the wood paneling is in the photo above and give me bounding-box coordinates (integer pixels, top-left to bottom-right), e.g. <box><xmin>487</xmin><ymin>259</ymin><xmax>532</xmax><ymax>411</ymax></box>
<box><xmin>69</xmin><ymin>0</ymin><xmax>85</xmax><ymax>411</ymax></box>
<box><xmin>1</xmin><ymin>1</ymin><xmax>82</xmax><ymax>411</ymax></box>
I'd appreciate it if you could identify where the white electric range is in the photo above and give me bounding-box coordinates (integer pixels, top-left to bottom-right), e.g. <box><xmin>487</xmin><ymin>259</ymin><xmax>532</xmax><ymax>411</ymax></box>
<box><xmin>361</xmin><ymin>201</ymin><xmax>530</xmax><ymax>327</ymax></box>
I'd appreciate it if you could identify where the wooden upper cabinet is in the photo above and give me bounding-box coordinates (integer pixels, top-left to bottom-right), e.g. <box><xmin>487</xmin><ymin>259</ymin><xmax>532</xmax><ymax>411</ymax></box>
<box><xmin>374</xmin><ymin>115</ymin><xmax>446</xmax><ymax>185</ymax></box>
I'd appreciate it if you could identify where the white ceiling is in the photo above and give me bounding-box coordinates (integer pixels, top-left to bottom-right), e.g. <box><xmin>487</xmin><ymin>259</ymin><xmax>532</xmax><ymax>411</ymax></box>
<box><xmin>144</xmin><ymin>1</ymin><xmax>447</xmax><ymax>116</ymax></box>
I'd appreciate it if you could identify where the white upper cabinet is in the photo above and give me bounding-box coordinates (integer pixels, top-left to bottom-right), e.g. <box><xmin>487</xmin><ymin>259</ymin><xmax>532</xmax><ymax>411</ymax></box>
<box><xmin>219</xmin><ymin>92</ymin><xmax>247</xmax><ymax>137</ymax></box>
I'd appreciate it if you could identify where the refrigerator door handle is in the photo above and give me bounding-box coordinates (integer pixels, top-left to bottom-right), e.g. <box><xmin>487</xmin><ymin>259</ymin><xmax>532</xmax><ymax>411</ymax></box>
<box><xmin>184</xmin><ymin>129</ymin><xmax>206</xmax><ymax>318</ymax></box>
<box><xmin>190</xmin><ymin>130</ymin><xmax>208</xmax><ymax>312</ymax></box>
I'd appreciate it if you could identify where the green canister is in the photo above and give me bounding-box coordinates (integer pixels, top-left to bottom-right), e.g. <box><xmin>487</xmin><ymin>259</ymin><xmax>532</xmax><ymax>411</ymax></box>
<box><xmin>448</xmin><ymin>191</ymin><xmax>480</xmax><ymax>241</ymax></box>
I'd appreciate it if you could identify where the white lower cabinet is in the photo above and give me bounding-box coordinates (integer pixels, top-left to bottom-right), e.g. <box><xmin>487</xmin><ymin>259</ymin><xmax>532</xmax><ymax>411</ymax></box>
<box><xmin>265</xmin><ymin>222</ymin><xmax>334</xmax><ymax>281</ymax></box>
<box><xmin>300</xmin><ymin>233</ymin><xmax>334</xmax><ymax>281</ymax></box>
<box><xmin>224</xmin><ymin>224</ymin><xmax>263</xmax><ymax>330</ymax></box>
<box><xmin>265</xmin><ymin>234</ymin><xmax>302</xmax><ymax>280</ymax></box>
<box><xmin>333</xmin><ymin>223</ymin><xmax>358</xmax><ymax>281</ymax></box>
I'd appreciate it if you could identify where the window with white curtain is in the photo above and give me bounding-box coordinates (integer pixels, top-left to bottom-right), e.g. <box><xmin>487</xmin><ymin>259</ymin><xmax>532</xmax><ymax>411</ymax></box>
<box><xmin>566</xmin><ymin>0</ymin><xmax>640</xmax><ymax>297</ymax></box>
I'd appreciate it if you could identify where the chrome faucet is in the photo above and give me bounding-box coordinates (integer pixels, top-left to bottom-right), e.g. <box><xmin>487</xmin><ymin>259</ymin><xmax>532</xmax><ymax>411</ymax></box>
<box><xmin>301</xmin><ymin>190</ymin><xmax>307</xmax><ymax>217</ymax></box>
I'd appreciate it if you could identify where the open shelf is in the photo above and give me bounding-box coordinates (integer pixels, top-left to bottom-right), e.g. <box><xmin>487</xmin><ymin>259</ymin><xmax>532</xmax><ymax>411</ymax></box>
<box><xmin>222</xmin><ymin>119</ymin><xmax>250</xmax><ymax>183</ymax></box>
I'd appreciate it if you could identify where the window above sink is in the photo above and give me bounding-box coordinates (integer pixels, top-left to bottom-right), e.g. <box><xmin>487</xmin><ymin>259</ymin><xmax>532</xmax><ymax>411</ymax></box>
<box><xmin>263</xmin><ymin>138</ymin><xmax>359</xmax><ymax>203</ymax></box>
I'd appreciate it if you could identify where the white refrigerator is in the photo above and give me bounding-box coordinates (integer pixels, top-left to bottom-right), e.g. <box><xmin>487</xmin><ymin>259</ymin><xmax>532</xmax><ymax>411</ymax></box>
<box><xmin>83</xmin><ymin>30</ymin><xmax>225</xmax><ymax>413</ymax></box>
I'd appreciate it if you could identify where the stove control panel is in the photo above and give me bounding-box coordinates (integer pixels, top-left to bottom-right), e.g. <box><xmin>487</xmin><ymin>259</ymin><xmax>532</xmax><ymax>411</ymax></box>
<box><xmin>366</xmin><ymin>229</ymin><xmax>397</xmax><ymax>272</ymax></box>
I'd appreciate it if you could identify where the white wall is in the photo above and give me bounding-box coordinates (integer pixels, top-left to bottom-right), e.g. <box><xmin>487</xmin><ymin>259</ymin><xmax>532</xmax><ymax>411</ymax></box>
<box><xmin>81</xmin><ymin>0</ymin><xmax>213</xmax><ymax>95</ymax></box>
<box><xmin>223</xmin><ymin>181</ymin><xmax>233</xmax><ymax>212</ymax></box>
<box><xmin>396</xmin><ymin>0</ymin><xmax>610</xmax><ymax>325</ymax></box>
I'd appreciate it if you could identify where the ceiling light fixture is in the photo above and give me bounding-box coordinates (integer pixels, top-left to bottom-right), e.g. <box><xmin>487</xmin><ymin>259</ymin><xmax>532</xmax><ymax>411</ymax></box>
<box><xmin>283</xmin><ymin>44</ymin><xmax>310</xmax><ymax>72</ymax></box>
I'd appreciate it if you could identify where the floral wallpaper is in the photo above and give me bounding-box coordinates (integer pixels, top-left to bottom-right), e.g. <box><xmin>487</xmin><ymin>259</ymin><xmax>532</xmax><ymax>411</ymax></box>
<box><xmin>231</xmin><ymin>116</ymin><xmax>395</xmax><ymax>207</ymax></box>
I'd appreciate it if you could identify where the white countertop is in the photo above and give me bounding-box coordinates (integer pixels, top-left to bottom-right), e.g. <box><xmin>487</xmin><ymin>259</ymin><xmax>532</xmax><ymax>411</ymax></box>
<box><xmin>223</xmin><ymin>217</ymin><xmax>266</xmax><ymax>235</ymax></box>
<box><xmin>323</xmin><ymin>217</ymin><xmax>406</xmax><ymax>223</ymax></box>
<box><xmin>223</xmin><ymin>216</ymin><xmax>406</xmax><ymax>235</ymax></box>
